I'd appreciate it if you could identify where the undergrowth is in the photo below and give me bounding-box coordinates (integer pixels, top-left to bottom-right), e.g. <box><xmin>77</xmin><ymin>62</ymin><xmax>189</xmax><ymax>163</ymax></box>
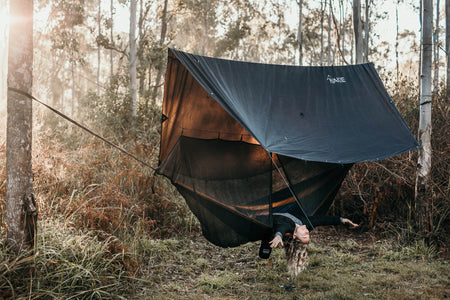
<box><xmin>0</xmin><ymin>219</ymin><xmax>138</xmax><ymax>299</ymax></box>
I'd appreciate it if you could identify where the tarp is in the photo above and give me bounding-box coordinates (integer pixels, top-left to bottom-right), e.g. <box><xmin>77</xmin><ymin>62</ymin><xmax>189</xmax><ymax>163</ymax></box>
<box><xmin>157</xmin><ymin>49</ymin><xmax>419</xmax><ymax>247</ymax></box>
<box><xmin>167</xmin><ymin>48</ymin><xmax>419</xmax><ymax>164</ymax></box>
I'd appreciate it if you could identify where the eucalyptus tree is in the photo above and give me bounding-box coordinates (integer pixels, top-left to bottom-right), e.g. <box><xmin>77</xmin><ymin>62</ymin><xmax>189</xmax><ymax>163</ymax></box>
<box><xmin>97</xmin><ymin>0</ymin><xmax>102</xmax><ymax>95</ymax></box>
<box><xmin>433</xmin><ymin>0</ymin><xmax>440</xmax><ymax>93</ymax></box>
<box><xmin>363</xmin><ymin>0</ymin><xmax>371</xmax><ymax>62</ymax></box>
<box><xmin>150</xmin><ymin>0</ymin><xmax>169</xmax><ymax>104</ymax></box>
<box><xmin>129</xmin><ymin>0</ymin><xmax>138</xmax><ymax>118</ymax></box>
<box><xmin>320</xmin><ymin>0</ymin><xmax>325</xmax><ymax>64</ymax></box>
<box><xmin>6</xmin><ymin>0</ymin><xmax>36</xmax><ymax>254</ymax></box>
<box><xmin>297</xmin><ymin>0</ymin><xmax>304</xmax><ymax>65</ymax></box>
<box><xmin>447</xmin><ymin>0</ymin><xmax>450</xmax><ymax>102</ymax></box>
<box><xmin>416</xmin><ymin>0</ymin><xmax>433</xmax><ymax>235</ymax></box>
<box><xmin>353</xmin><ymin>0</ymin><xmax>363</xmax><ymax>63</ymax></box>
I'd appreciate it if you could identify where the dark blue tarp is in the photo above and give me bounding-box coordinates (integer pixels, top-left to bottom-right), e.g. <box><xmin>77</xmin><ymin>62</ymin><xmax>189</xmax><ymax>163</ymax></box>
<box><xmin>170</xmin><ymin>48</ymin><xmax>419</xmax><ymax>164</ymax></box>
<box><xmin>158</xmin><ymin>49</ymin><xmax>419</xmax><ymax>247</ymax></box>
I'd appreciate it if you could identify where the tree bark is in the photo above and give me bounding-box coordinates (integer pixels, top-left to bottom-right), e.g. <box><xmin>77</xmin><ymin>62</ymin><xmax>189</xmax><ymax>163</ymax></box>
<box><xmin>320</xmin><ymin>0</ymin><xmax>325</xmax><ymax>65</ymax></box>
<box><xmin>433</xmin><ymin>0</ymin><xmax>440</xmax><ymax>93</ymax></box>
<box><xmin>447</xmin><ymin>0</ymin><xmax>450</xmax><ymax>102</ymax></box>
<box><xmin>340</xmin><ymin>0</ymin><xmax>346</xmax><ymax>64</ymax></box>
<box><xmin>129</xmin><ymin>0</ymin><xmax>138</xmax><ymax>118</ymax></box>
<box><xmin>353</xmin><ymin>0</ymin><xmax>363</xmax><ymax>63</ymax></box>
<box><xmin>297</xmin><ymin>0</ymin><xmax>304</xmax><ymax>65</ymax></box>
<box><xmin>416</xmin><ymin>0</ymin><xmax>433</xmax><ymax>235</ymax></box>
<box><xmin>6</xmin><ymin>0</ymin><xmax>37</xmax><ymax>254</ymax></box>
<box><xmin>151</xmin><ymin>0</ymin><xmax>169</xmax><ymax>104</ymax></box>
<box><xmin>97</xmin><ymin>0</ymin><xmax>101</xmax><ymax>95</ymax></box>
<box><xmin>328</xmin><ymin>0</ymin><xmax>332</xmax><ymax>65</ymax></box>
<box><xmin>110</xmin><ymin>0</ymin><xmax>114</xmax><ymax>83</ymax></box>
<box><xmin>364</xmin><ymin>0</ymin><xmax>370</xmax><ymax>62</ymax></box>
<box><xmin>396</xmin><ymin>1</ymin><xmax>400</xmax><ymax>83</ymax></box>
<box><xmin>71</xmin><ymin>26</ymin><xmax>75</xmax><ymax>115</ymax></box>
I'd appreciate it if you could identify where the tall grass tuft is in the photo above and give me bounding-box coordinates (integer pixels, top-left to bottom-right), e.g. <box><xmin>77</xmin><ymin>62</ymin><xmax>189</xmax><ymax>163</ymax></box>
<box><xmin>0</xmin><ymin>219</ymin><xmax>138</xmax><ymax>299</ymax></box>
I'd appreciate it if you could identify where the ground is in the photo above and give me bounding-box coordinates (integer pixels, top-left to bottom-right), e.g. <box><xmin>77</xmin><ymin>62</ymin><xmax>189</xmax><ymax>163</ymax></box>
<box><xmin>1</xmin><ymin>220</ymin><xmax>448</xmax><ymax>299</ymax></box>
<box><xmin>133</xmin><ymin>227</ymin><xmax>449</xmax><ymax>299</ymax></box>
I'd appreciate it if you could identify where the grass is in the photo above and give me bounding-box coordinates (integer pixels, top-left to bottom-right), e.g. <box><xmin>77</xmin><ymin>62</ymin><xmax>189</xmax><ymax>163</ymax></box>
<box><xmin>2</xmin><ymin>220</ymin><xmax>448</xmax><ymax>299</ymax></box>
<box><xmin>0</xmin><ymin>219</ymin><xmax>138</xmax><ymax>299</ymax></box>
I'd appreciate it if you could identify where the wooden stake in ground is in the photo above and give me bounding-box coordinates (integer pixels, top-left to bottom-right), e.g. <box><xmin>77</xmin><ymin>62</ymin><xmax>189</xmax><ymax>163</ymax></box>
<box><xmin>6</xmin><ymin>0</ymin><xmax>37</xmax><ymax>254</ymax></box>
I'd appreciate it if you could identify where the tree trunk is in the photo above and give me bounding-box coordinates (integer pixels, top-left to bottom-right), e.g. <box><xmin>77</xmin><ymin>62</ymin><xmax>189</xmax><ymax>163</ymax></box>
<box><xmin>320</xmin><ymin>0</ymin><xmax>325</xmax><ymax>65</ymax></box>
<box><xmin>340</xmin><ymin>0</ymin><xmax>346</xmax><ymax>64</ymax></box>
<box><xmin>447</xmin><ymin>0</ymin><xmax>450</xmax><ymax>102</ymax></box>
<box><xmin>328</xmin><ymin>0</ymin><xmax>332</xmax><ymax>65</ymax></box>
<box><xmin>396</xmin><ymin>1</ymin><xmax>400</xmax><ymax>83</ymax></box>
<box><xmin>6</xmin><ymin>0</ymin><xmax>37</xmax><ymax>254</ymax></box>
<box><xmin>110</xmin><ymin>0</ymin><xmax>114</xmax><ymax>83</ymax></box>
<box><xmin>1</xmin><ymin>1</ymin><xmax>6</xmax><ymax>103</ymax></box>
<box><xmin>416</xmin><ymin>0</ymin><xmax>433</xmax><ymax>235</ymax></box>
<box><xmin>353</xmin><ymin>0</ymin><xmax>363</xmax><ymax>63</ymax></box>
<box><xmin>433</xmin><ymin>0</ymin><xmax>440</xmax><ymax>93</ymax></box>
<box><xmin>97</xmin><ymin>0</ymin><xmax>101</xmax><ymax>95</ymax></box>
<box><xmin>151</xmin><ymin>0</ymin><xmax>169</xmax><ymax>104</ymax></box>
<box><xmin>297</xmin><ymin>0</ymin><xmax>304</xmax><ymax>65</ymax></box>
<box><xmin>129</xmin><ymin>0</ymin><xmax>138</xmax><ymax>118</ymax></box>
<box><xmin>419</xmin><ymin>0</ymin><xmax>423</xmax><ymax>96</ymax></box>
<box><xmin>364</xmin><ymin>0</ymin><xmax>370</xmax><ymax>62</ymax></box>
<box><xmin>71</xmin><ymin>25</ymin><xmax>75</xmax><ymax>116</ymax></box>
<box><xmin>350</xmin><ymin>21</ymin><xmax>354</xmax><ymax>63</ymax></box>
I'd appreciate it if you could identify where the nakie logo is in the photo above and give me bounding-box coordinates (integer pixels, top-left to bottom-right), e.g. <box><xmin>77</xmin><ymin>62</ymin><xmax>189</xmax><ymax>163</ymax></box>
<box><xmin>327</xmin><ymin>75</ymin><xmax>346</xmax><ymax>84</ymax></box>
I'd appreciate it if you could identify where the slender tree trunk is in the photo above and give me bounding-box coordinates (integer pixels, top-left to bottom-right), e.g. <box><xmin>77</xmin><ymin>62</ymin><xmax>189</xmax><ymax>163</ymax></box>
<box><xmin>6</xmin><ymin>0</ymin><xmax>37</xmax><ymax>254</ymax></box>
<box><xmin>364</xmin><ymin>0</ymin><xmax>370</xmax><ymax>62</ymax></box>
<box><xmin>446</xmin><ymin>0</ymin><xmax>450</xmax><ymax>102</ymax></box>
<box><xmin>351</xmin><ymin>21</ymin><xmax>354</xmax><ymax>63</ymax></box>
<box><xmin>129</xmin><ymin>0</ymin><xmax>138</xmax><ymax>118</ymax></box>
<box><xmin>71</xmin><ymin>25</ymin><xmax>75</xmax><ymax>115</ymax></box>
<box><xmin>328</xmin><ymin>0</ymin><xmax>332</xmax><ymax>65</ymax></box>
<box><xmin>71</xmin><ymin>59</ymin><xmax>75</xmax><ymax>115</ymax></box>
<box><xmin>138</xmin><ymin>0</ymin><xmax>145</xmax><ymax>97</ymax></box>
<box><xmin>297</xmin><ymin>0</ymin><xmax>303</xmax><ymax>65</ymax></box>
<box><xmin>419</xmin><ymin>1</ymin><xmax>423</xmax><ymax>96</ymax></box>
<box><xmin>110</xmin><ymin>0</ymin><xmax>114</xmax><ymax>83</ymax></box>
<box><xmin>1</xmin><ymin>1</ymin><xmax>7</xmax><ymax>103</ymax></box>
<box><xmin>416</xmin><ymin>0</ymin><xmax>433</xmax><ymax>235</ymax></box>
<box><xmin>433</xmin><ymin>0</ymin><xmax>440</xmax><ymax>93</ymax></box>
<box><xmin>340</xmin><ymin>0</ymin><xmax>345</xmax><ymax>64</ymax></box>
<box><xmin>97</xmin><ymin>0</ymin><xmax>101</xmax><ymax>95</ymax></box>
<box><xmin>151</xmin><ymin>0</ymin><xmax>169</xmax><ymax>103</ymax></box>
<box><xmin>353</xmin><ymin>0</ymin><xmax>363</xmax><ymax>63</ymax></box>
<box><xmin>396</xmin><ymin>1</ymin><xmax>400</xmax><ymax>83</ymax></box>
<box><xmin>320</xmin><ymin>0</ymin><xmax>325</xmax><ymax>65</ymax></box>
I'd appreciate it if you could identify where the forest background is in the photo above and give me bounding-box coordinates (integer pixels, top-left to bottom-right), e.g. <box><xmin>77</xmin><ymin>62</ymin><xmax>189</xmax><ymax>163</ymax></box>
<box><xmin>0</xmin><ymin>0</ymin><xmax>448</xmax><ymax>299</ymax></box>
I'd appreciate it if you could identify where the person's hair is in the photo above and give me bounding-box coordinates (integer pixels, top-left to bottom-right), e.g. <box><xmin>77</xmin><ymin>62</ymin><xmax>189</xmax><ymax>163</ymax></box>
<box><xmin>284</xmin><ymin>237</ymin><xmax>308</xmax><ymax>277</ymax></box>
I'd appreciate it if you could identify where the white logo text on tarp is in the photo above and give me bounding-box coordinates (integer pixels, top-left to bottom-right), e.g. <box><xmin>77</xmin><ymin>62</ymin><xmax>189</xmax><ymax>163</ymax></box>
<box><xmin>327</xmin><ymin>75</ymin><xmax>346</xmax><ymax>84</ymax></box>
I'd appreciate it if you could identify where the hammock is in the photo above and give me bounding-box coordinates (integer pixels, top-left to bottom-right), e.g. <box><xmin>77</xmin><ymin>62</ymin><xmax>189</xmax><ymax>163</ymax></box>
<box><xmin>157</xmin><ymin>49</ymin><xmax>418</xmax><ymax>247</ymax></box>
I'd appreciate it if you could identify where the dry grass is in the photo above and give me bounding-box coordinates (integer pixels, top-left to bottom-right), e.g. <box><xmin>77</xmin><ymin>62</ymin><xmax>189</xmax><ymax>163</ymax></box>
<box><xmin>1</xmin><ymin>222</ymin><xmax>448</xmax><ymax>299</ymax></box>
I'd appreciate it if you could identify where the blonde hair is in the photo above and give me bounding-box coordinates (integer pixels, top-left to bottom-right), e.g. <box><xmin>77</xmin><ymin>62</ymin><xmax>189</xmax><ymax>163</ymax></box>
<box><xmin>284</xmin><ymin>238</ymin><xmax>309</xmax><ymax>277</ymax></box>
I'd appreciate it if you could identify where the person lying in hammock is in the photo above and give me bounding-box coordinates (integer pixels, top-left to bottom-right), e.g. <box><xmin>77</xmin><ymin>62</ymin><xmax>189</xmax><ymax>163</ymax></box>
<box><xmin>259</xmin><ymin>213</ymin><xmax>358</xmax><ymax>276</ymax></box>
